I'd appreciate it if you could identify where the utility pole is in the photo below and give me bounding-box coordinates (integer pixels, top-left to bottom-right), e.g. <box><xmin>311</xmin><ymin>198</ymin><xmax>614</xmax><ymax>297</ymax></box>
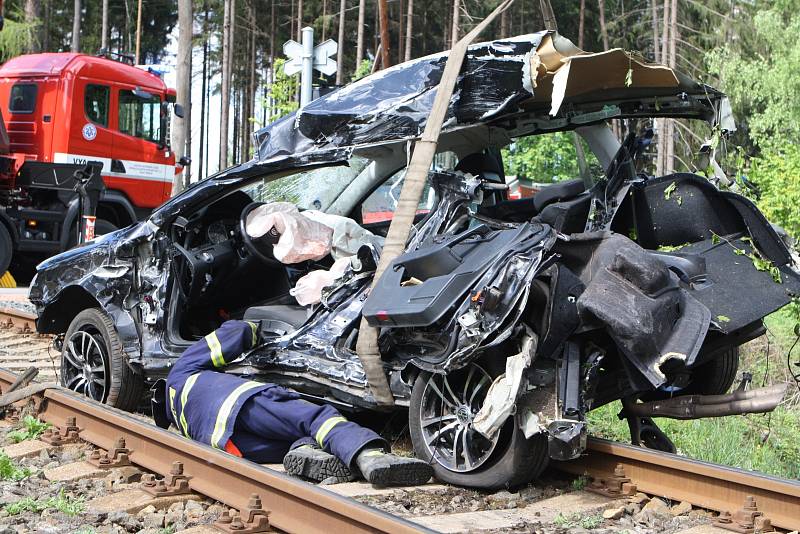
<box><xmin>135</xmin><ymin>0</ymin><xmax>143</xmax><ymax>63</ymax></box>
<box><xmin>336</xmin><ymin>0</ymin><xmax>346</xmax><ymax>84</ymax></box>
<box><xmin>300</xmin><ymin>27</ymin><xmax>313</xmax><ymax>106</ymax></box>
<box><xmin>378</xmin><ymin>0</ymin><xmax>390</xmax><ymax>68</ymax></box>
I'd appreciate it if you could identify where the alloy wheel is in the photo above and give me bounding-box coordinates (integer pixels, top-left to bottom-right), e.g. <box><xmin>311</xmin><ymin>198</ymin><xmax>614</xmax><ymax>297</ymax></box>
<box><xmin>418</xmin><ymin>363</ymin><xmax>500</xmax><ymax>472</ymax></box>
<box><xmin>61</xmin><ymin>326</ymin><xmax>110</xmax><ymax>402</ymax></box>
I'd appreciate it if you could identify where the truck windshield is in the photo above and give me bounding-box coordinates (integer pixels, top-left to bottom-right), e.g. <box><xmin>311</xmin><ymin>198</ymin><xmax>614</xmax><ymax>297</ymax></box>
<box><xmin>118</xmin><ymin>90</ymin><xmax>162</xmax><ymax>144</ymax></box>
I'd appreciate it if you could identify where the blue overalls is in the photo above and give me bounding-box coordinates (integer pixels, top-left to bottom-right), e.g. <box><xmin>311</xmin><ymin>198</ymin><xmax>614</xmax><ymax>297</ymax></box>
<box><xmin>163</xmin><ymin>320</ymin><xmax>384</xmax><ymax>465</ymax></box>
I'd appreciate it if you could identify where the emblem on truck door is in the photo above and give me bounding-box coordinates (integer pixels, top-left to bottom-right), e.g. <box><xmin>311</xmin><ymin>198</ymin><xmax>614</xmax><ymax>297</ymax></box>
<box><xmin>82</xmin><ymin>123</ymin><xmax>97</xmax><ymax>141</ymax></box>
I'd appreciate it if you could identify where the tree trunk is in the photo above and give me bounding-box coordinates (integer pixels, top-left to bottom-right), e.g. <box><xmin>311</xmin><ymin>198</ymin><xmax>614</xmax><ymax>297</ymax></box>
<box><xmin>220</xmin><ymin>0</ymin><xmax>232</xmax><ymax>170</ymax></box>
<box><xmin>199</xmin><ymin>3</ymin><xmax>209</xmax><ymax>180</ymax></box>
<box><xmin>43</xmin><ymin>0</ymin><xmax>51</xmax><ymax>51</ymax></box>
<box><xmin>322</xmin><ymin>0</ymin><xmax>328</xmax><ymax>41</ymax></box>
<box><xmin>650</xmin><ymin>0</ymin><xmax>660</xmax><ymax>62</ymax></box>
<box><xmin>246</xmin><ymin>3</ymin><xmax>256</xmax><ymax>160</ymax></box>
<box><xmin>378</xmin><ymin>0</ymin><xmax>391</xmax><ymax>68</ymax></box>
<box><xmin>500</xmin><ymin>7</ymin><xmax>508</xmax><ymax>39</ymax></box>
<box><xmin>451</xmin><ymin>0</ymin><xmax>460</xmax><ymax>48</ymax></box>
<box><xmin>397</xmin><ymin>0</ymin><xmax>403</xmax><ymax>63</ymax></box>
<box><xmin>71</xmin><ymin>0</ymin><xmax>81</xmax><ymax>52</ymax></box>
<box><xmin>597</xmin><ymin>0</ymin><xmax>609</xmax><ymax>50</ymax></box>
<box><xmin>578</xmin><ymin>0</ymin><xmax>585</xmax><ymax>49</ymax></box>
<box><xmin>172</xmin><ymin>0</ymin><xmax>192</xmax><ymax>195</ymax></box>
<box><xmin>101</xmin><ymin>0</ymin><xmax>109</xmax><ymax>50</ymax></box>
<box><xmin>355</xmin><ymin>0</ymin><xmax>513</xmax><ymax>406</ymax></box>
<box><xmin>356</xmin><ymin>0</ymin><xmax>365</xmax><ymax>68</ymax></box>
<box><xmin>24</xmin><ymin>0</ymin><xmax>40</xmax><ymax>52</ymax></box>
<box><xmin>665</xmin><ymin>0</ymin><xmax>677</xmax><ymax>174</ymax></box>
<box><xmin>336</xmin><ymin>0</ymin><xmax>346</xmax><ymax>84</ymax></box>
<box><xmin>404</xmin><ymin>0</ymin><xmax>413</xmax><ymax>62</ymax></box>
<box><xmin>297</xmin><ymin>0</ymin><xmax>303</xmax><ymax>39</ymax></box>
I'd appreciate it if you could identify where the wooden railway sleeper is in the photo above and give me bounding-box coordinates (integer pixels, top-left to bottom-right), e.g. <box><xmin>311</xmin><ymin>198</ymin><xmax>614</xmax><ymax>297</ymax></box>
<box><xmin>39</xmin><ymin>416</ymin><xmax>81</xmax><ymax>445</ymax></box>
<box><xmin>214</xmin><ymin>493</ymin><xmax>275</xmax><ymax>533</ymax></box>
<box><xmin>714</xmin><ymin>496</ymin><xmax>778</xmax><ymax>534</ymax></box>
<box><xmin>586</xmin><ymin>464</ymin><xmax>638</xmax><ymax>499</ymax></box>
<box><xmin>141</xmin><ymin>460</ymin><xmax>192</xmax><ymax>497</ymax></box>
<box><xmin>87</xmin><ymin>437</ymin><xmax>132</xmax><ymax>468</ymax></box>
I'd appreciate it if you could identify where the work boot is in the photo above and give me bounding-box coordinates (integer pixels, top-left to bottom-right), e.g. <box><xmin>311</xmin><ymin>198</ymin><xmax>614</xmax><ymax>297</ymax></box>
<box><xmin>355</xmin><ymin>449</ymin><xmax>433</xmax><ymax>487</ymax></box>
<box><xmin>283</xmin><ymin>444</ymin><xmax>355</xmax><ymax>484</ymax></box>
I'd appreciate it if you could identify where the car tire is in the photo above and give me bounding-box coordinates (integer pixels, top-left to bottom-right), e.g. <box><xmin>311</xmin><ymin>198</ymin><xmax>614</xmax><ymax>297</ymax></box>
<box><xmin>67</xmin><ymin>219</ymin><xmax>117</xmax><ymax>249</ymax></box>
<box><xmin>687</xmin><ymin>346</ymin><xmax>740</xmax><ymax>395</ymax></box>
<box><xmin>408</xmin><ymin>364</ymin><xmax>549</xmax><ymax>490</ymax></box>
<box><xmin>644</xmin><ymin>346</ymin><xmax>740</xmax><ymax>400</ymax></box>
<box><xmin>0</xmin><ymin>223</ymin><xmax>12</xmax><ymax>275</ymax></box>
<box><xmin>61</xmin><ymin>308</ymin><xmax>144</xmax><ymax>411</ymax></box>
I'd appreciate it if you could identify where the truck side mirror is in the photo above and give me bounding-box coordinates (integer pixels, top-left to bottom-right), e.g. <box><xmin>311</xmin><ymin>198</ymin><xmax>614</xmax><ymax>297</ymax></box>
<box><xmin>178</xmin><ymin>156</ymin><xmax>191</xmax><ymax>167</ymax></box>
<box><xmin>174</xmin><ymin>104</ymin><xmax>185</xmax><ymax>119</ymax></box>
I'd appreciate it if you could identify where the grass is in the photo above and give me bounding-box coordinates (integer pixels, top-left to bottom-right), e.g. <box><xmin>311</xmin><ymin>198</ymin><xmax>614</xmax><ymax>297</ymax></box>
<box><xmin>0</xmin><ymin>451</ymin><xmax>33</xmax><ymax>481</ymax></box>
<box><xmin>7</xmin><ymin>415</ymin><xmax>51</xmax><ymax>443</ymax></box>
<box><xmin>553</xmin><ymin>512</ymin><xmax>604</xmax><ymax>529</ymax></box>
<box><xmin>4</xmin><ymin>489</ymin><xmax>84</xmax><ymax>517</ymax></box>
<box><xmin>587</xmin><ymin>307</ymin><xmax>800</xmax><ymax>479</ymax></box>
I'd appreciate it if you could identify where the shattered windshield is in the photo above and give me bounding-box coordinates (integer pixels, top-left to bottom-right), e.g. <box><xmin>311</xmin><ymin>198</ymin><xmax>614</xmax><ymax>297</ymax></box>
<box><xmin>245</xmin><ymin>156</ymin><xmax>371</xmax><ymax>211</ymax></box>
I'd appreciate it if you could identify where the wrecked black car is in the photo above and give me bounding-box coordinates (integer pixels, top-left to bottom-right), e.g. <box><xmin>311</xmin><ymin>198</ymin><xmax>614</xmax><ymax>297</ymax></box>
<box><xmin>29</xmin><ymin>32</ymin><xmax>799</xmax><ymax>489</ymax></box>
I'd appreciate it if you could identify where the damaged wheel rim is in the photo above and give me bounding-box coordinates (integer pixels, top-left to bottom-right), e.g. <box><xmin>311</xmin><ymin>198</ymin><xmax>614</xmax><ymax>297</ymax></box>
<box><xmin>61</xmin><ymin>328</ymin><xmax>109</xmax><ymax>402</ymax></box>
<box><xmin>420</xmin><ymin>363</ymin><xmax>499</xmax><ymax>472</ymax></box>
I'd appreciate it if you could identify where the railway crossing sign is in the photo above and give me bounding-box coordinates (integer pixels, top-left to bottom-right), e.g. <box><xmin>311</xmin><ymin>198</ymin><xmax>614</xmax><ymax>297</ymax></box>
<box><xmin>283</xmin><ymin>27</ymin><xmax>338</xmax><ymax>106</ymax></box>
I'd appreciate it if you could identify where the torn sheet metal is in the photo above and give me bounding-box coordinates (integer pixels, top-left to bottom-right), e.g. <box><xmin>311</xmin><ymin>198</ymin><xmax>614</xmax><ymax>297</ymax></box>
<box><xmin>473</xmin><ymin>332</ymin><xmax>537</xmax><ymax>439</ymax></box>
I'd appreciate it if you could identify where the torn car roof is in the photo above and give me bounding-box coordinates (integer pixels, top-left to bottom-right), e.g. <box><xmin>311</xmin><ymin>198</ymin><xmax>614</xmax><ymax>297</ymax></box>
<box><xmin>253</xmin><ymin>31</ymin><xmax>723</xmax><ymax>165</ymax></box>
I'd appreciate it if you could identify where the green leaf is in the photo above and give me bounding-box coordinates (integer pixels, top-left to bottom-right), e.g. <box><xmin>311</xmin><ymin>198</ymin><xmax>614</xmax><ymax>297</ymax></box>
<box><xmin>717</xmin><ymin>315</ymin><xmax>731</xmax><ymax>323</ymax></box>
<box><xmin>625</xmin><ymin>68</ymin><xmax>633</xmax><ymax>87</ymax></box>
<box><xmin>664</xmin><ymin>182</ymin><xmax>677</xmax><ymax>200</ymax></box>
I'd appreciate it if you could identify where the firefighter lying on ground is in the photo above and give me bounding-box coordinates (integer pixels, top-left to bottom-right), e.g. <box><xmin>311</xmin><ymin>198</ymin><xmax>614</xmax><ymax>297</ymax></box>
<box><xmin>152</xmin><ymin>320</ymin><xmax>433</xmax><ymax>486</ymax></box>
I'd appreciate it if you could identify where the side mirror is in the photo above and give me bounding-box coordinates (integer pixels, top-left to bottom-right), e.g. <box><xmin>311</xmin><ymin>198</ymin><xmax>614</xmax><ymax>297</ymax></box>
<box><xmin>174</xmin><ymin>104</ymin><xmax>185</xmax><ymax>119</ymax></box>
<box><xmin>178</xmin><ymin>156</ymin><xmax>191</xmax><ymax>167</ymax></box>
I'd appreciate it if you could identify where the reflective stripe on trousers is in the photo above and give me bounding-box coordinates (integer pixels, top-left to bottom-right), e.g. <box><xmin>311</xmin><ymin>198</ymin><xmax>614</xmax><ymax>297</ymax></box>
<box><xmin>315</xmin><ymin>416</ymin><xmax>347</xmax><ymax>447</ymax></box>
<box><xmin>210</xmin><ymin>381</ymin><xmax>264</xmax><ymax>449</ymax></box>
<box><xmin>179</xmin><ymin>373</ymin><xmax>200</xmax><ymax>437</ymax></box>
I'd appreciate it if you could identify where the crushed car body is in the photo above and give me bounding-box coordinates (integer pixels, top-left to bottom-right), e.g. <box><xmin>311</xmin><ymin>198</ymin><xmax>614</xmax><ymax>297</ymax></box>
<box><xmin>29</xmin><ymin>31</ymin><xmax>800</xmax><ymax>489</ymax></box>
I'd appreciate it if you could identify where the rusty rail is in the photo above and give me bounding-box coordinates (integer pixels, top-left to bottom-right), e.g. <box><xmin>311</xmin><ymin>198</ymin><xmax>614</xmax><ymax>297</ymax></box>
<box><xmin>559</xmin><ymin>437</ymin><xmax>800</xmax><ymax>530</ymax></box>
<box><xmin>0</xmin><ymin>368</ymin><xmax>430</xmax><ymax>534</ymax></box>
<box><xmin>0</xmin><ymin>305</ymin><xmax>37</xmax><ymax>333</ymax></box>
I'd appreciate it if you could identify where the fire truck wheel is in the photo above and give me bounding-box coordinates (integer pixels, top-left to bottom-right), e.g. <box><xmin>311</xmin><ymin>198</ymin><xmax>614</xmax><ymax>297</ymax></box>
<box><xmin>67</xmin><ymin>219</ymin><xmax>118</xmax><ymax>249</ymax></box>
<box><xmin>0</xmin><ymin>223</ymin><xmax>11</xmax><ymax>275</ymax></box>
<box><xmin>61</xmin><ymin>307</ymin><xmax>144</xmax><ymax>412</ymax></box>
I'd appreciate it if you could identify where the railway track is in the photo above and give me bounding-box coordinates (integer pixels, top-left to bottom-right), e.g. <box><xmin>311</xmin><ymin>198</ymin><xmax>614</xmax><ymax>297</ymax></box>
<box><xmin>0</xmin><ymin>294</ymin><xmax>799</xmax><ymax>533</ymax></box>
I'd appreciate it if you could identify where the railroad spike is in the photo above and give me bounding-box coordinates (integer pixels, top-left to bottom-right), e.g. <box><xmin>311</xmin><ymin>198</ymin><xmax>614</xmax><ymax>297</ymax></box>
<box><xmin>586</xmin><ymin>464</ymin><xmax>637</xmax><ymax>499</ymax></box>
<box><xmin>40</xmin><ymin>417</ymin><xmax>81</xmax><ymax>445</ymax></box>
<box><xmin>213</xmin><ymin>494</ymin><xmax>274</xmax><ymax>533</ymax></box>
<box><xmin>713</xmin><ymin>495</ymin><xmax>777</xmax><ymax>534</ymax></box>
<box><xmin>87</xmin><ymin>438</ymin><xmax>132</xmax><ymax>468</ymax></box>
<box><xmin>141</xmin><ymin>460</ymin><xmax>192</xmax><ymax>497</ymax></box>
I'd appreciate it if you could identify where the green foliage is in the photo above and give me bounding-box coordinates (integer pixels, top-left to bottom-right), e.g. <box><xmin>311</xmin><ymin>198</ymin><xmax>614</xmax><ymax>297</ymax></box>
<box><xmin>502</xmin><ymin>132</ymin><xmax>598</xmax><ymax>183</ymax></box>
<box><xmin>554</xmin><ymin>512</ymin><xmax>603</xmax><ymax>528</ymax></box>
<box><xmin>0</xmin><ymin>16</ymin><xmax>38</xmax><ymax>61</ymax></box>
<box><xmin>570</xmin><ymin>475</ymin><xmax>589</xmax><ymax>491</ymax></box>
<box><xmin>266</xmin><ymin>59</ymin><xmax>300</xmax><ymax>121</ymax></box>
<box><xmin>748</xmin><ymin>144</ymin><xmax>800</xmax><ymax>240</ymax></box>
<box><xmin>4</xmin><ymin>489</ymin><xmax>84</xmax><ymax>517</ymax></box>
<box><xmin>0</xmin><ymin>451</ymin><xmax>33</xmax><ymax>481</ymax></box>
<box><xmin>7</xmin><ymin>415</ymin><xmax>51</xmax><ymax>443</ymax></box>
<box><xmin>707</xmin><ymin>8</ymin><xmax>800</xmax><ymax>148</ymax></box>
<box><xmin>351</xmin><ymin>59</ymin><xmax>373</xmax><ymax>82</ymax></box>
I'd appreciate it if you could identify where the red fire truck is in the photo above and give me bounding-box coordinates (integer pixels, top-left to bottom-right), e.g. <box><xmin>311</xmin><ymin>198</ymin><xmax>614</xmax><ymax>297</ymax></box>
<box><xmin>0</xmin><ymin>52</ymin><xmax>185</xmax><ymax>282</ymax></box>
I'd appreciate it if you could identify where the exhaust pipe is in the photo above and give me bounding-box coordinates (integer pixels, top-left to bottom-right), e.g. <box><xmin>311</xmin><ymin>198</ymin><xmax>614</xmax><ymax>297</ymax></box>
<box><xmin>622</xmin><ymin>383</ymin><xmax>788</xmax><ymax>419</ymax></box>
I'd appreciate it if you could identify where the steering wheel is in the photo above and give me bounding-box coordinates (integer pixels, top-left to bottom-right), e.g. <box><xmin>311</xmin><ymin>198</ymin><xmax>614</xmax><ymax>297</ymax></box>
<box><xmin>240</xmin><ymin>202</ymin><xmax>283</xmax><ymax>266</ymax></box>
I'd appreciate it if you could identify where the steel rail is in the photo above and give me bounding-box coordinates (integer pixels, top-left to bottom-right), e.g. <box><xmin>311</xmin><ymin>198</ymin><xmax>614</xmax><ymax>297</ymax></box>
<box><xmin>0</xmin><ymin>368</ymin><xmax>430</xmax><ymax>534</ymax></box>
<box><xmin>0</xmin><ymin>306</ymin><xmax>37</xmax><ymax>331</ymax></box>
<box><xmin>558</xmin><ymin>437</ymin><xmax>800</xmax><ymax>530</ymax></box>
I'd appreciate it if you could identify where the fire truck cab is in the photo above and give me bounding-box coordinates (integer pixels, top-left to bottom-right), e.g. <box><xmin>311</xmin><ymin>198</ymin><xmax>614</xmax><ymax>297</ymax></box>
<box><xmin>0</xmin><ymin>52</ymin><xmax>182</xmax><ymax>280</ymax></box>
